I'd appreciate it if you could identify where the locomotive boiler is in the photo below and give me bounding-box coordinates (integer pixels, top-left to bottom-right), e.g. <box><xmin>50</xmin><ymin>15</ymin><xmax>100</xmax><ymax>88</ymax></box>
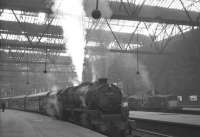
<box><xmin>59</xmin><ymin>78</ymin><xmax>122</xmax><ymax>113</ymax></box>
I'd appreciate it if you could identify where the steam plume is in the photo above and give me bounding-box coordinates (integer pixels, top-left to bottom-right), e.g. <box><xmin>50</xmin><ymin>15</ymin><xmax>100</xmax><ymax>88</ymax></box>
<box><xmin>89</xmin><ymin>53</ymin><xmax>153</xmax><ymax>94</ymax></box>
<box><xmin>52</xmin><ymin>0</ymin><xmax>86</xmax><ymax>82</ymax></box>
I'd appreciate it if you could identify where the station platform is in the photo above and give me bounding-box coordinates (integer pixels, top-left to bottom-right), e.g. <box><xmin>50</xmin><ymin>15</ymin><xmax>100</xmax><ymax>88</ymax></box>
<box><xmin>129</xmin><ymin>111</ymin><xmax>200</xmax><ymax>137</ymax></box>
<box><xmin>0</xmin><ymin>110</ymin><xmax>106</xmax><ymax>137</ymax></box>
<box><xmin>129</xmin><ymin>111</ymin><xmax>200</xmax><ymax>127</ymax></box>
<box><xmin>182</xmin><ymin>107</ymin><xmax>200</xmax><ymax>111</ymax></box>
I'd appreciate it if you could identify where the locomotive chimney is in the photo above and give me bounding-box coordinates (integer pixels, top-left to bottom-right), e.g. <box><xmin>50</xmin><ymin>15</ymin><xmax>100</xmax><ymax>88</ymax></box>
<box><xmin>98</xmin><ymin>78</ymin><xmax>107</xmax><ymax>84</ymax></box>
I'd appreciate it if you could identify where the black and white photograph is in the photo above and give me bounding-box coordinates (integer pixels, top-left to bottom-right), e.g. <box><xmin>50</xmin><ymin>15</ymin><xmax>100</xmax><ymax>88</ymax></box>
<box><xmin>0</xmin><ymin>0</ymin><xmax>200</xmax><ymax>137</ymax></box>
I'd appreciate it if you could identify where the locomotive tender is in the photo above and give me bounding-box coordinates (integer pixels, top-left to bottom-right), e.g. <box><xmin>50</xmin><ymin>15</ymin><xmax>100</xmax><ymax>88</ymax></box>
<box><xmin>1</xmin><ymin>78</ymin><xmax>136</xmax><ymax>137</ymax></box>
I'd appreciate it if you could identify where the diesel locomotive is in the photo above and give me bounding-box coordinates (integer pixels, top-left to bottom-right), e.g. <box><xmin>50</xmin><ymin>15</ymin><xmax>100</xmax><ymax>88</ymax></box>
<box><xmin>1</xmin><ymin>78</ymin><xmax>136</xmax><ymax>137</ymax></box>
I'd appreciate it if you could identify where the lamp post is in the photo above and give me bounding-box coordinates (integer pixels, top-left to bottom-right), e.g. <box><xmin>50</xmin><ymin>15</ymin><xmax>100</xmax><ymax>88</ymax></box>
<box><xmin>92</xmin><ymin>0</ymin><xmax>101</xmax><ymax>19</ymax></box>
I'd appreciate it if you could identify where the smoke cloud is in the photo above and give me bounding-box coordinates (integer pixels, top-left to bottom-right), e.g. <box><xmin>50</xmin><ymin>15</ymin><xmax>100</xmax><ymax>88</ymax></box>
<box><xmin>46</xmin><ymin>92</ymin><xmax>60</xmax><ymax>118</ymax></box>
<box><xmin>90</xmin><ymin>53</ymin><xmax>114</xmax><ymax>81</ymax></box>
<box><xmin>89</xmin><ymin>53</ymin><xmax>153</xmax><ymax>95</ymax></box>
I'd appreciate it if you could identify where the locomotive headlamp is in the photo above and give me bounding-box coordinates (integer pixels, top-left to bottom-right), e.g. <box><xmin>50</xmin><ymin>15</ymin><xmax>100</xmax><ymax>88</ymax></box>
<box><xmin>122</xmin><ymin>101</ymin><xmax>128</xmax><ymax>107</ymax></box>
<box><xmin>92</xmin><ymin>0</ymin><xmax>101</xmax><ymax>20</ymax></box>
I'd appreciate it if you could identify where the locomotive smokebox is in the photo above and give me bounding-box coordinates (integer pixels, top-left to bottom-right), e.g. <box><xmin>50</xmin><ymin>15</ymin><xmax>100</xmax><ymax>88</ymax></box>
<box><xmin>98</xmin><ymin>78</ymin><xmax>107</xmax><ymax>84</ymax></box>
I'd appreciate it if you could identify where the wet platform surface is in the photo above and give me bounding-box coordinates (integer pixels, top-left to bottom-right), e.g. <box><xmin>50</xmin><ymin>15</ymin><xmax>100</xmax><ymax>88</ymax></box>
<box><xmin>129</xmin><ymin>111</ymin><xmax>200</xmax><ymax>127</ymax></box>
<box><xmin>0</xmin><ymin>110</ymin><xmax>106</xmax><ymax>137</ymax></box>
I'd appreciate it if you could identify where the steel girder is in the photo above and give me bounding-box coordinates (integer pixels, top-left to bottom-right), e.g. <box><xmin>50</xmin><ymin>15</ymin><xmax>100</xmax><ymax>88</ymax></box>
<box><xmin>108</xmin><ymin>1</ymin><xmax>200</xmax><ymax>26</ymax></box>
<box><xmin>0</xmin><ymin>39</ymin><xmax>65</xmax><ymax>51</ymax></box>
<box><xmin>86</xmin><ymin>29</ymin><xmax>151</xmax><ymax>45</ymax></box>
<box><xmin>0</xmin><ymin>20</ymin><xmax>63</xmax><ymax>39</ymax></box>
<box><xmin>0</xmin><ymin>56</ymin><xmax>72</xmax><ymax>66</ymax></box>
<box><xmin>1</xmin><ymin>20</ymin><xmax>151</xmax><ymax>44</ymax></box>
<box><xmin>0</xmin><ymin>50</ymin><xmax>72</xmax><ymax>65</ymax></box>
<box><xmin>0</xmin><ymin>59</ymin><xmax>71</xmax><ymax>65</ymax></box>
<box><xmin>1</xmin><ymin>0</ymin><xmax>200</xmax><ymax>26</ymax></box>
<box><xmin>0</xmin><ymin>0</ymin><xmax>52</xmax><ymax>13</ymax></box>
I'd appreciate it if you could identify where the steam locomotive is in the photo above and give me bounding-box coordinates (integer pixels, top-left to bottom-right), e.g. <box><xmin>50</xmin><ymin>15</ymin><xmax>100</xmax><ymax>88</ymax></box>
<box><xmin>1</xmin><ymin>78</ymin><xmax>136</xmax><ymax>137</ymax></box>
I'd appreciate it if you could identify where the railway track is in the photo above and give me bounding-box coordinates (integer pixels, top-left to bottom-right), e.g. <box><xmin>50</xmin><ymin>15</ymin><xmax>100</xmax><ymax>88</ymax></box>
<box><xmin>132</xmin><ymin>128</ymin><xmax>174</xmax><ymax>137</ymax></box>
<box><xmin>130</xmin><ymin>118</ymin><xmax>200</xmax><ymax>137</ymax></box>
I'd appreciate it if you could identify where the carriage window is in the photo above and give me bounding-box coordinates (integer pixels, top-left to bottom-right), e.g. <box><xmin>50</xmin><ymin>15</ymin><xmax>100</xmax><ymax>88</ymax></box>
<box><xmin>190</xmin><ymin>95</ymin><xmax>197</xmax><ymax>102</ymax></box>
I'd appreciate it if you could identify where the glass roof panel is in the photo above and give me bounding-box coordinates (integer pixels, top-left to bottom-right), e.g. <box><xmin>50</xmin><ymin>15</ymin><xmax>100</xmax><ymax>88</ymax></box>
<box><xmin>0</xmin><ymin>33</ymin><xmax>64</xmax><ymax>44</ymax></box>
<box><xmin>109</xmin><ymin>0</ymin><xmax>200</xmax><ymax>12</ymax></box>
<box><xmin>84</xmin><ymin>18</ymin><xmax>194</xmax><ymax>41</ymax></box>
<box><xmin>0</xmin><ymin>4</ymin><xmax>197</xmax><ymax>45</ymax></box>
<box><xmin>0</xmin><ymin>9</ymin><xmax>61</xmax><ymax>26</ymax></box>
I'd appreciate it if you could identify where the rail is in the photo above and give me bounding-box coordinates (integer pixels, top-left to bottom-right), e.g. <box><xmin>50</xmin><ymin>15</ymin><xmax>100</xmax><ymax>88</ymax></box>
<box><xmin>132</xmin><ymin>128</ymin><xmax>174</xmax><ymax>137</ymax></box>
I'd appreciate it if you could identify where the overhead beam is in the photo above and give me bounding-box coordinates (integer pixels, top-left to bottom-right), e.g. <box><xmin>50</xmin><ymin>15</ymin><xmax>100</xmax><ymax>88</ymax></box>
<box><xmin>0</xmin><ymin>39</ymin><xmax>65</xmax><ymax>51</ymax></box>
<box><xmin>0</xmin><ymin>59</ymin><xmax>71</xmax><ymax>65</ymax></box>
<box><xmin>1</xmin><ymin>0</ymin><xmax>200</xmax><ymax>26</ymax></box>
<box><xmin>108</xmin><ymin>1</ymin><xmax>200</xmax><ymax>26</ymax></box>
<box><xmin>1</xmin><ymin>19</ymin><xmax>151</xmax><ymax>47</ymax></box>
<box><xmin>0</xmin><ymin>20</ymin><xmax>63</xmax><ymax>39</ymax></box>
<box><xmin>0</xmin><ymin>0</ymin><xmax>52</xmax><ymax>13</ymax></box>
<box><xmin>86</xmin><ymin>29</ymin><xmax>151</xmax><ymax>45</ymax></box>
<box><xmin>85</xmin><ymin>46</ymin><xmax>172</xmax><ymax>55</ymax></box>
<box><xmin>0</xmin><ymin>69</ymin><xmax>73</xmax><ymax>73</ymax></box>
<box><xmin>109</xmin><ymin>49</ymin><xmax>173</xmax><ymax>55</ymax></box>
<box><xmin>0</xmin><ymin>50</ymin><xmax>72</xmax><ymax>65</ymax></box>
<box><xmin>0</xmin><ymin>63</ymin><xmax>72</xmax><ymax>68</ymax></box>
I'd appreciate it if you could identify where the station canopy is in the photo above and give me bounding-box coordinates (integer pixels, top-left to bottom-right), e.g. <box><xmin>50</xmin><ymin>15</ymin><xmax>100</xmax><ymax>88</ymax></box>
<box><xmin>0</xmin><ymin>0</ymin><xmax>200</xmax><ymax>94</ymax></box>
